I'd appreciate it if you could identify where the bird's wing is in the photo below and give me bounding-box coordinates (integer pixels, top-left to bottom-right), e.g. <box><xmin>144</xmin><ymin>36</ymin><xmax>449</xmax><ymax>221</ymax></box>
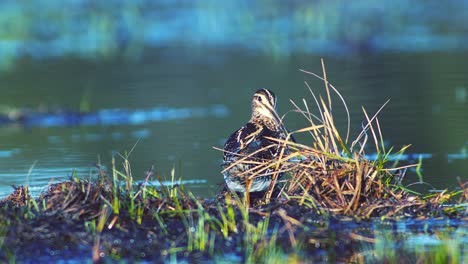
<box><xmin>223</xmin><ymin>123</ymin><xmax>263</xmax><ymax>157</ymax></box>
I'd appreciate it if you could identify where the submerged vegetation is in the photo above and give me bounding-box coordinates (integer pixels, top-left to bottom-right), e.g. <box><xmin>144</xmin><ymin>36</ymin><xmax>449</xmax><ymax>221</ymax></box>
<box><xmin>1</xmin><ymin>61</ymin><xmax>466</xmax><ymax>262</ymax></box>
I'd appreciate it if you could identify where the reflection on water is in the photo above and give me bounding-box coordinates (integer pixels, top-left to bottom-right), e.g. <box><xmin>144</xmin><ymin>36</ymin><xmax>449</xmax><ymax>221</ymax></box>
<box><xmin>2</xmin><ymin>0</ymin><xmax>468</xmax><ymax>70</ymax></box>
<box><xmin>0</xmin><ymin>105</ymin><xmax>228</xmax><ymax>127</ymax></box>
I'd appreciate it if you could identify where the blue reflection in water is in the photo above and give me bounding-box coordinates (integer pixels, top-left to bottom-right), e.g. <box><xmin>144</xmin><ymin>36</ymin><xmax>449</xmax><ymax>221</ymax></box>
<box><xmin>2</xmin><ymin>1</ymin><xmax>468</xmax><ymax>70</ymax></box>
<box><xmin>0</xmin><ymin>149</ymin><xmax>21</xmax><ymax>158</ymax></box>
<box><xmin>0</xmin><ymin>105</ymin><xmax>228</xmax><ymax>128</ymax></box>
<box><xmin>365</xmin><ymin>153</ymin><xmax>433</xmax><ymax>162</ymax></box>
<box><xmin>0</xmin><ymin>172</ymin><xmax>208</xmax><ymax>199</ymax></box>
<box><xmin>447</xmin><ymin>148</ymin><xmax>468</xmax><ymax>162</ymax></box>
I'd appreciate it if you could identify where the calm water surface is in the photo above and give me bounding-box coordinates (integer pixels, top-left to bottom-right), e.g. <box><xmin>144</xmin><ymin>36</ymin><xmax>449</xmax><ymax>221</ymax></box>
<box><xmin>0</xmin><ymin>50</ymin><xmax>466</xmax><ymax>197</ymax></box>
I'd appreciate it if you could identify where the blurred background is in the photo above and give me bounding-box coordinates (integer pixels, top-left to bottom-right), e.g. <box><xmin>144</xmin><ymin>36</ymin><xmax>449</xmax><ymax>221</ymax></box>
<box><xmin>0</xmin><ymin>0</ymin><xmax>466</xmax><ymax>197</ymax></box>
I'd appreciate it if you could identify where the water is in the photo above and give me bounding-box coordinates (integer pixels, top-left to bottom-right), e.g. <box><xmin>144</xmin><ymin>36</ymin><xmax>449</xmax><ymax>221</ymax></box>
<box><xmin>0</xmin><ymin>1</ymin><xmax>467</xmax><ymax>198</ymax></box>
<box><xmin>0</xmin><ymin>2</ymin><xmax>466</xmax><ymax>263</ymax></box>
<box><xmin>0</xmin><ymin>51</ymin><xmax>466</xmax><ymax>198</ymax></box>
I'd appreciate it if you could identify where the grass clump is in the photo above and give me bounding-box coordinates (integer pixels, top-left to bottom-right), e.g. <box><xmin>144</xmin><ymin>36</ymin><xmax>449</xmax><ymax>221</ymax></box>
<box><xmin>227</xmin><ymin>59</ymin><xmax>467</xmax><ymax>219</ymax></box>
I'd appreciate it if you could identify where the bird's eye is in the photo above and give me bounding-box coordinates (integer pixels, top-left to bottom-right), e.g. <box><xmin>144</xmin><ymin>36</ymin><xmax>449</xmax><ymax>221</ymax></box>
<box><xmin>256</xmin><ymin>96</ymin><xmax>262</xmax><ymax>102</ymax></box>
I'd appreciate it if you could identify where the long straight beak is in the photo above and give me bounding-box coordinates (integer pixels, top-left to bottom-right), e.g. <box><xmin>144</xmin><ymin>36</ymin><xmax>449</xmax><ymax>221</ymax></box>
<box><xmin>266</xmin><ymin>103</ymin><xmax>296</xmax><ymax>142</ymax></box>
<box><xmin>265</xmin><ymin>104</ymin><xmax>290</xmax><ymax>137</ymax></box>
<box><xmin>265</xmin><ymin>104</ymin><xmax>282</xmax><ymax>126</ymax></box>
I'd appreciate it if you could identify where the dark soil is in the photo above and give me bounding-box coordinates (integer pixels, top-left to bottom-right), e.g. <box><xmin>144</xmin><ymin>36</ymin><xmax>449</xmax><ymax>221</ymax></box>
<box><xmin>0</xmin><ymin>177</ymin><xmax>466</xmax><ymax>263</ymax></box>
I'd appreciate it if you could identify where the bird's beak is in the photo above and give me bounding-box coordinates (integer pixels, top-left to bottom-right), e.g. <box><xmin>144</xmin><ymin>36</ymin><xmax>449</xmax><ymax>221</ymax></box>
<box><xmin>264</xmin><ymin>103</ymin><xmax>283</xmax><ymax>127</ymax></box>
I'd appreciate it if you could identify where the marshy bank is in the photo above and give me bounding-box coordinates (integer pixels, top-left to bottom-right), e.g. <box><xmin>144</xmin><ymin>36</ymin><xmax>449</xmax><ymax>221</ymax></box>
<box><xmin>0</xmin><ymin>165</ymin><xmax>466</xmax><ymax>263</ymax></box>
<box><xmin>1</xmin><ymin>65</ymin><xmax>467</xmax><ymax>263</ymax></box>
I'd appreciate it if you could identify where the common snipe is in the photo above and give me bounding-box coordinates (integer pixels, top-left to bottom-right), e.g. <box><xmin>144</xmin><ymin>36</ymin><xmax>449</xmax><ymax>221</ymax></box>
<box><xmin>222</xmin><ymin>88</ymin><xmax>292</xmax><ymax>193</ymax></box>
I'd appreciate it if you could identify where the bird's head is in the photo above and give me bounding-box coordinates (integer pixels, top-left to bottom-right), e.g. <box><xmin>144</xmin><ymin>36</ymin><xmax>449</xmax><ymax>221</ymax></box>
<box><xmin>251</xmin><ymin>88</ymin><xmax>282</xmax><ymax>129</ymax></box>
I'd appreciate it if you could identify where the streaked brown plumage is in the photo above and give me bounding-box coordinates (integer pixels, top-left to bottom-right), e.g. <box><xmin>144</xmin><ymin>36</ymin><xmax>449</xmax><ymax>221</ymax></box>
<box><xmin>222</xmin><ymin>88</ymin><xmax>291</xmax><ymax>192</ymax></box>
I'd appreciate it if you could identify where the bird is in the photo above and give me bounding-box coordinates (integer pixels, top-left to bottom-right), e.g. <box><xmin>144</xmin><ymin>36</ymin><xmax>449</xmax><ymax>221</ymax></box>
<box><xmin>222</xmin><ymin>88</ymin><xmax>293</xmax><ymax>193</ymax></box>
